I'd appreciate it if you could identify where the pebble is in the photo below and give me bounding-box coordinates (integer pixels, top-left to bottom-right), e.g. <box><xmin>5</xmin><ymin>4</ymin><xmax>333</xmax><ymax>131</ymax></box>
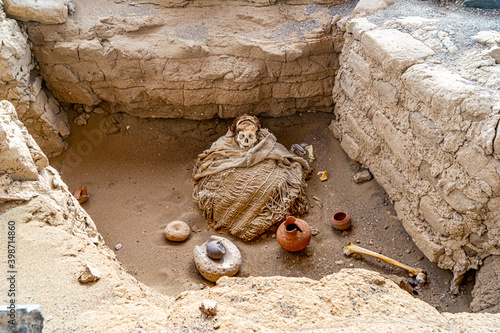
<box><xmin>164</xmin><ymin>220</ymin><xmax>191</xmax><ymax>242</ymax></box>
<box><xmin>206</xmin><ymin>241</ymin><xmax>226</xmax><ymax>260</ymax></box>
<box><xmin>115</xmin><ymin>243</ymin><xmax>122</xmax><ymax>250</ymax></box>
<box><xmin>78</xmin><ymin>264</ymin><xmax>101</xmax><ymax>283</ymax></box>
<box><xmin>335</xmin><ymin>260</ymin><xmax>344</xmax><ymax>265</ymax></box>
<box><xmin>406</xmin><ymin>248</ymin><xmax>411</xmax><ymax>254</ymax></box>
<box><xmin>353</xmin><ymin>170</ymin><xmax>373</xmax><ymax>183</ymax></box>
<box><xmin>200</xmin><ymin>299</ymin><xmax>217</xmax><ymax>316</ymax></box>
<box><xmin>271</xmin><ymin>234</ymin><xmax>276</xmax><ymax>239</ymax></box>
<box><xmin>311</xmin><ymin>227</ymin><xmax>320</xmax><ymax>236</ymax></box>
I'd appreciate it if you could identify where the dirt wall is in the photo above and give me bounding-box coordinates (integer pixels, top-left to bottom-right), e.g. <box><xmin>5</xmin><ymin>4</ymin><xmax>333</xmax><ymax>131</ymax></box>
<box><xmin>0</xmin><ymin>8</ymin><xmax>69</xmax><ymax>157</ymax></box>
<box><xmin>331</xmin><ymin>15</ymin><xmax>500</xmax><ymax>292</ymax></box>
<box><xmin>26</xmin><ymin>1</ymin><xmax>347</xmax><ymax>120</ymax></box>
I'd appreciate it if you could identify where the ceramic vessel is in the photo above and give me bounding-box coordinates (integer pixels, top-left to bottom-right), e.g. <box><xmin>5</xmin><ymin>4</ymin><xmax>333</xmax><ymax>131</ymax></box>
<box><xmin>277</xmin><ymin>216</ymin><xmax>312</xmax><ymax>252</ymax></box>
<box><xmin>331</xmin><ymin>211</ymin><xmax>351</xmax><ymax>231</ymax></box>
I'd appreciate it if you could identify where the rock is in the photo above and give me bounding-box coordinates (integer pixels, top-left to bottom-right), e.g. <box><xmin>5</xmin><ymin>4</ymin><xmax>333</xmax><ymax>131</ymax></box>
<box><xmin>464</xmin><ymin>0</ymin><xmax>500</xmax><ymax>9</ymax></box>
<box><xmin>78</xmin><ymin>264</ymin><xmax>101</xmax><ymax>283</ymax></box>
<box><xmin>114</xmin><ymin>243</ymin><xmax>122</xmax><ymax>250</ymax></box>
<box><xmin>0</xmin><ymin>100</ymin><xmax>46</xmax><ymax>181</ymax></box>
<box><xmin>193</xmin><ymin>236</ymin><xmax>242</xmax><ymax>282</ymax></box>
<box><xmin>361</xmin><ymin>29</ymin><xmax>434</xmax><ymax>74</ymax></box>
<box><xmin>335</xmin><ymin>260</ymin><xmax>344</xmax><ymax>265</ymax></box>
<box><xmin>353</xmin><ymin>170</ymin><xmax>372</xmax><ymax>183</ymax></box>
<box><xmin>471</xmin><ymin>255</ymin><xmax>500</xmax><ymax>313</ymax></box>
<box><xmin>352</xmin><ymin>0</ymin><xmax>395</xmax><ymax>17</ymax></box>
<box><xmin>206</xmin><ymin>241</ymin><xmax>226</xmax><ymax>260</ymax></box>
<box><xmin>0</xmin><ymin>304</ymin><xmax>44</xmax><ymax>332</ymax></box>
<box><xmin>164</xmin><ymin>220</ymin><xmax>191</xmax><ymax>242</ymax></box>
<box><xmin>488</xmin><ymin>46</ymin><xmax>500</xmax><ymax>64</ymax></box>
<box><xmin>73</xmin><ymin>113</ymin><xmax>90</xmax><ymax>126</ymax></box>
<box><xmin>4</xmin><ymin>0</ymin><xmax>68</xmax><ymax>24</ymax></box>
<box><xmin>472</xmin><ymin>30</ymin><xmax>500</xmax><ymax>47</ymax></box>
<box><xmin>200</xmin><ymin>299</ymin><xmax>217</xmax><ymax>316</ymax></box>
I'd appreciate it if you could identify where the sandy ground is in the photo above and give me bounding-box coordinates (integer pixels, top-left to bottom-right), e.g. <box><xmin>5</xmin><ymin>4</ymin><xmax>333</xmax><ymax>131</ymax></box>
<box><xmin>50</xmin><ymin>111</ymin><xmax>475</xmax><ymax>313</ymax></box>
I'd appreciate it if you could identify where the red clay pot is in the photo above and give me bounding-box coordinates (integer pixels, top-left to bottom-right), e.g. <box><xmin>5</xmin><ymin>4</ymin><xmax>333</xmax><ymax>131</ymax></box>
<box><xmin>277</xmin><ymin>216</ymin><xmax>312</xmax><ymax>252</ymax></box>
<box><xmin>331</xmin><ymin>211</ymin><xmax>351</xmax><ymax>231</ymax></box>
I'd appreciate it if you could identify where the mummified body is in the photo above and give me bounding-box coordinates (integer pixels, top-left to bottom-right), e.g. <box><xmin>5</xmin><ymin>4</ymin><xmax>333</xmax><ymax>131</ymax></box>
<box><xmin>192</xmin><ymin>115</ymin><xmax>311</xmax><ymax>241</ymax></box>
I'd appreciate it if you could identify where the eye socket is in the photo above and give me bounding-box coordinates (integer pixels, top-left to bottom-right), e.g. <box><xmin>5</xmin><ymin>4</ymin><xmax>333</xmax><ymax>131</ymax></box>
<box><xmin>248</xmin><ymin>133</ymin><xmax>255</xmax><ymax>139</ymax></box>
<box><xmin>238</xmin><ymin>133</ymin><xmax>245</xmax><ymax>139</ymax></box>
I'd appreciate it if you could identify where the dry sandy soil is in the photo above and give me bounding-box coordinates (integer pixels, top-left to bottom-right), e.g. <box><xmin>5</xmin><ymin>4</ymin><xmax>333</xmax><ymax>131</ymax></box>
<box><xmin>50</xmin><ymin>110</ymin><xmax>475</xmax><ymax>313</ymax></box>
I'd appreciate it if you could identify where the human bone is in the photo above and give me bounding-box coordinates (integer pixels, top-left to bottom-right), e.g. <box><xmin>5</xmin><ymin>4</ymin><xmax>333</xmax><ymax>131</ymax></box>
<box><xmin>236</xmin><ymin>130</ymin><xmax>257</xmax><ymax>149</ymax></box>
<box><xmin>343</xmin><ymin>242</ymin><xmax>426</xmax><ymax>283</ymax></box>
<box><xmin>230</xmin><ymin>115</ymin><xmax>261</xmax><ymax>149</ymax></box>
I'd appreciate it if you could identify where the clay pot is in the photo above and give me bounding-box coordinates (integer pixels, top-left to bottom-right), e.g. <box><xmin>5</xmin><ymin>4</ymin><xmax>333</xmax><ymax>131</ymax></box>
<box><xmin>331</xmin><ymin>212</ymin><xmax>351</xmax><ymax>231</ymax></box>
<box><xmin>277</xmin><ymin>216</ymin><xmax>312</xmax><ymax>252</ymax></box>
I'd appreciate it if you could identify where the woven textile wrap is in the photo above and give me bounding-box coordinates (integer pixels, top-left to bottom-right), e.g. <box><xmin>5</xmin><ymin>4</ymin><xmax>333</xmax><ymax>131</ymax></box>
<box><xmin>193</xmin><ymin>128</ymin><xmax>311</xmax><ymax>241</ymax></box>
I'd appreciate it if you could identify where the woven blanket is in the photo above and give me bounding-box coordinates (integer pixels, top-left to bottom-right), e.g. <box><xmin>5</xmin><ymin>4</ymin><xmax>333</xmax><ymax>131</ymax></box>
<box><xmin>193</xmin><ymin>128</ymin><xmax>310</xmax><ymax>241</ymax></box>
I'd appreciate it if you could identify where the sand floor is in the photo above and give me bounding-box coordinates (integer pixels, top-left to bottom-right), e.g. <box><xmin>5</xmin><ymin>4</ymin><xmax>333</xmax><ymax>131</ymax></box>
<box><xmin>50</xmin><ymin>111</ymin><xmax>474</xmax><ymax>313</ymax></box>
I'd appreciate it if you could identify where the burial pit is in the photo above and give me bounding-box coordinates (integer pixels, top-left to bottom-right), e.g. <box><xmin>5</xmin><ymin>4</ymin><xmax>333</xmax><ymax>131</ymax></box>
<box><xmin>1</xmin><ymin>0</ymin><xmax>500</xmax><ymax>331</ymax></box>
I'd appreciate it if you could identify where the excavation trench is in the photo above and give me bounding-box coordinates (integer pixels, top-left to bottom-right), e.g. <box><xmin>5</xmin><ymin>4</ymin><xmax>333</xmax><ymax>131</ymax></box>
<box><xmin>9</xmin><ymin>0</ymin><xmax>499</xmax><ymax>318</ymax></box>
<box><xmin>49</xmin><ymin>110</ymin><xmax>474</xmax><ymax>313</ymax></box>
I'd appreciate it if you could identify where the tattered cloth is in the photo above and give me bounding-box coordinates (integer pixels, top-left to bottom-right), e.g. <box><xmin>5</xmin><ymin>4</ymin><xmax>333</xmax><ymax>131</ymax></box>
<box><xmin>193</xmin><ymin>128</ymin><xmax>311</xmax><ymax>241</ymax></box>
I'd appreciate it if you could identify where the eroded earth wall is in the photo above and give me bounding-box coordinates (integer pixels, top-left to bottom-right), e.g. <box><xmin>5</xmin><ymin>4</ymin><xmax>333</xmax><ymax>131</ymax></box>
<box><xmin>26</xmin><ymin>2</ymin><xmax>346</xmax><ymax>120</ymax></box>
<box><xmin>0</xmin><ymin>1</ymin><xmax>70</xmax><ymax>157</ymax></box>
<box><xmin>331</xmin><ymin>16</ymin><xmax>500</xmax><ymax>291</ymax></box>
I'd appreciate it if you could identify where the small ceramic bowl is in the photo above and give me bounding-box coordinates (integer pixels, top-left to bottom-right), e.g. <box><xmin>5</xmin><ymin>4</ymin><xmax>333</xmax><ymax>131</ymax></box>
<box><xmin>331</xmin><ymin>211</ymin><xmax>352</xmax><ymax>231</ymax></box>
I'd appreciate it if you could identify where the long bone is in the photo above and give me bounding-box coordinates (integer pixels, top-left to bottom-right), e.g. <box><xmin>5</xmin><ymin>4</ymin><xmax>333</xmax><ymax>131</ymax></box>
<box><xmin>343</xmin><ymin>242</ymin><xmax>427</xmax><ymax>283</ymax></box>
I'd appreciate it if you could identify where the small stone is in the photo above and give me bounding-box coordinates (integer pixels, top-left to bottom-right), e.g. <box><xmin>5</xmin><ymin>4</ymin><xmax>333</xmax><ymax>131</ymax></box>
<box><xmin>73</xmin><ymin>113</ymin><xmax>90</xmax><ymax>126</ymax></box>
<box><xmin>200</xmin><ymin>299</ymin><xmax>217</xmax><ymax>316</ymax></box>
<box><xmin>115</xmin><ymin>243</ymin><xmax>122</xmax><ymax>250</ymax></box>
<box><xmin>384</xmin><ymin>225</ymin><xmax>389</xmax><ymax>230</ymax></box>
<box><xmin>335</xmin><ymin>260</ymin><xmax>344</xmax><ymax>265</ymax></box>
<box><xmin>349</xmin><ymin>263</ymin><xmax>354</xmax><ymax>267</ymax></box>
<box><xmin>164</xmin><ymin>220</ymin><xmax>191</xmax><ymax>242</ymax></box>
<box><xmin>353</xmin><ymin>170</ymin><xmax>372</xmax><ymax>184</ymax></box>
<box><xmin>78</xmin><ymin>264</ymin><xmax>101</xmax><ymax>283</ymax></box>
<box><xmin>271</xmin><ymin>234</ymin><xmax>276</xmax><ymax>239</ymax></box>
<box><xmin>261</xmin><ymin>233</ymin><xmax>268</xmax><ymax>240</ymax></box>
<box><xmin>311</xmin><ymin>227</ymin><xmax>320</xmax><ymax>236</ymax></box>
<box><xmin>278</xmin><ymin>294</ymin><xmax>284</xmax><ymax>299</ymax></box>
<box><xmin>206</xmin><ymin>241</ymin><xmax>226</xmax><ymax>260</ymax></box>
<box><xmin>418</xmin><ymin>255</ymin><xmax>425</xmax><ymax>261</ymax></box>
<box><xmin>368</xmin><ymin>240</ymin><xmax>374</xmax><ymax>245</ymax></box>
<box><xmin>355</xmin><ymin>239</ymin><xmax>361</xmax><ymax>244</ymax></box>
<box><xmin>406</xmin><ymin>249</ymin><xmax>411</xmax><ymax>254</ymax></box>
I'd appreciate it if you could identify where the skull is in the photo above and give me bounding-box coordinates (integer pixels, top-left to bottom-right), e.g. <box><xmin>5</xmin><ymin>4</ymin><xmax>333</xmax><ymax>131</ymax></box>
<box><xmin>237</xmin><ymin>130</ymin><xmax>257</xmax><ymax>148</ymax></box>
<box><xmin>231</xmin><ymin>114</ymin><xmax>261</xmax><ymax>149</ymax></box>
